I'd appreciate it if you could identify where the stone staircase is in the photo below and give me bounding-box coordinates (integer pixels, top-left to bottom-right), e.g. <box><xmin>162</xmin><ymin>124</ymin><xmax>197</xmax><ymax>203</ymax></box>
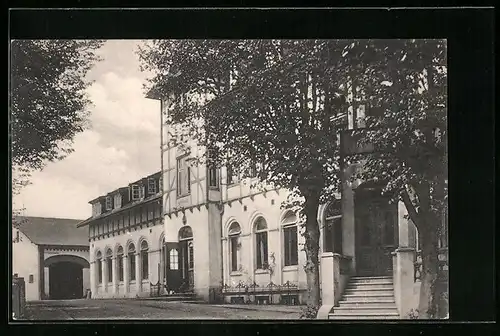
<box><xmin>328</xmin><ymin>276</ymin><xmax>399</xmax><ymax>320</ymax></box>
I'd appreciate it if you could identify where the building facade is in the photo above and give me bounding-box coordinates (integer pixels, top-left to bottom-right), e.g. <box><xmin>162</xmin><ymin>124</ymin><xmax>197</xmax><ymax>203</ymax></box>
<box><xmin>12</xmin><ymin>217</ymin><xmax>90</xmax><ymax>301</ymax></box>
<box><xmin>148</xmin><ymin>84</ymin><xmax>448</xmax><ymax>317</ymax></box>
<box><xmin>78</xmin><ymin>172</ymin><xmax>163</xmax><ymax>299</ymax></box>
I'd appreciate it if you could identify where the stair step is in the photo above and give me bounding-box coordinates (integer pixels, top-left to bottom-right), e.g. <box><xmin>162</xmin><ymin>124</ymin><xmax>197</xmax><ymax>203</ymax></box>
<box><xmin>339</xmin><ymin>298</ymin><xmax>395</xmax><ymax>304</ymax></box>
<box><xmin>343</xmin><ymin>291</ymin><xmax>394</xmax><ymax>297</ymax></box>
<box><xmin>348</xmin><ymin>282</ymin><xmax>393</xmax><ymax>288</ymax></box>
<box><xmin>329</xmin><ymin>314</ymin><xmax>399</xmax><ymax>320</ymax></box>
<box><xmin>345</xmin><ymin>286</ymin><xmax>393</xmax><ymax>292</ymax></box>
<box><xmin>350</xmin><ymin>279</ymin><xmax>393</xmax><ymax>285</ymax></box>
<box><xmin>333</xmin><ymin>307</ymin><xmax>398</xmax><ymax>315</ymax></box>
<box><xmin>351</xmin><ymin>275</ymin><xmax>392</xmax><ymax>280</ymax></box>
<box><xmin>338</xmin><ymin>302</ymin><xmax>397</xmax><ymax>309</ymax></box>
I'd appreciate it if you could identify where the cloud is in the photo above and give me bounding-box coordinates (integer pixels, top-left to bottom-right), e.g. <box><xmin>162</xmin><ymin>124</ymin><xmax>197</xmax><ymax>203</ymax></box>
<box><xmin>13</xmin><ymin>40</ymin><xmax>161</xmax><ymax>219</ymax></box>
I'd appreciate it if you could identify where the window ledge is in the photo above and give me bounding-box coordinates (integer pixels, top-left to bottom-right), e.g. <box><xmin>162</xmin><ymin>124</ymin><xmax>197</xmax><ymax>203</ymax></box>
<box><xmin>254</xmin><ymin>269</ymin><xmax>270</xmax><ymax>275</ymax></box>
<box><xmin>230</xmin><ymin>271</ymin><xmax>243</xmax><ymax>276</ymax></box>
<box><xmin>282</xmin><ymin>265</ymin><xmax>298</xmax><ymax>272</ymax></box>
<box><xmin>129</xmin><ymin>280</ymin><xmax>136</xmax><ymax>284</ymax></box>
<box><xmin>142</xmin><ymin>279</ymin><xmax>149</xmax><ymax>283</ymax></box>
<box><xmin>177</xmin><ymin>193</ymin><xmax>190</xmax><ymax>199</ymax></box>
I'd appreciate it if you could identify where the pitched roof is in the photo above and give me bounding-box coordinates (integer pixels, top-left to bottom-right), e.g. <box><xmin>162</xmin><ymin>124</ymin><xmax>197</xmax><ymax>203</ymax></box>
<box><xmin>15</xmin><ymin>216</ymin><xmax>88</xmax><ymax>246</ymax></box>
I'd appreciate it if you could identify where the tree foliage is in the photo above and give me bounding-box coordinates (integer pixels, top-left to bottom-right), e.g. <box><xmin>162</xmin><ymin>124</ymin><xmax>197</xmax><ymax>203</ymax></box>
<box><xmin>346</xmin><ymin>39</ymin><xmax>448</xmax><ymax>318</ymax></box>
<box><xmin>139</xmin><ymin>39</ymin><xmax>447</xmax><ymax>317</ymax></box>
<box><xmin>10</xmin><ymin>39</ymin><xmax>104</xmax><ymax>171</ymax></box>
<box><xmin>10</xmin><ymin>39</ymin><xmax>104</xmax><ymax>231</ymax></box>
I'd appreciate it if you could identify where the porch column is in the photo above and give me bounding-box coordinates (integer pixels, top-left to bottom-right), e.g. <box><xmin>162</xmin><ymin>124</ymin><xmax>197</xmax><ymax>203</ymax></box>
<box><xmin>394</xmin><ymin>247</ymin><xmax>416</xmax><ymax>318</ymax></box>
<box><xmin>101</xmin><ymin>259</ymin><xmax>108</xmax><ymax>293</ymax></box>
<box><xmin>135</xmin><ymin>252</ymin><xmax>142</xmax><ymax>293</ymax></box>
<box><xmin>123</xmin><ymin>255</ymin><xmax>130</xmax><ymax>296</ymax></box>
<box><xmin>44</xmin><ymin>267</ymin><xmax>50</xmax><ymax>299</ymax></box>
<box><xmin>398</xmin><ymin>201</ymin><xmax>409</xmax><ymax>247</ymax></box>
<box><xmin>82</xmin><ymin>268</ymin><xmax>90</xmax><ymax>298</ymax></box>
<box><xmin>112</xmin><ymin>257</ymin><xmax>118</xmax><ymax>295</ymax></box>
<box><xmin>89</xmin><ymin>261</ymin><xmax>96</xmax><ymax>298</ymax></box>
<box><xmin>317</xmin><ymin>252</ymin><xmax>340</xmax><ymax>319</ymax></box>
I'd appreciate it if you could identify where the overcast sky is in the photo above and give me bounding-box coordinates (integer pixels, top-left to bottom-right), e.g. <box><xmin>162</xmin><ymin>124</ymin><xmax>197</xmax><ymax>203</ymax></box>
<box><xmin>13</xmin><ymin>40</ymin><xmax>161</xmax><ymax>220</ymax></box>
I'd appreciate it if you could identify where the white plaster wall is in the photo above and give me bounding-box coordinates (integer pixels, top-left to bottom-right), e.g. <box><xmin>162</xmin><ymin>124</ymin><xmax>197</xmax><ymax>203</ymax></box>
<box><xmin>90</xmin><ymin>223</ymin><xmax>164</xmax><ymax>299</ymax></box>
<box><xmin>12</xmin><ymin>229</ymin><xmax>40</xmax><ymax>301</ymax></box>
<box><xmin>221</xmin><ymin>190</ymin><xmax>308</xmax><ymax>292</ymax></box>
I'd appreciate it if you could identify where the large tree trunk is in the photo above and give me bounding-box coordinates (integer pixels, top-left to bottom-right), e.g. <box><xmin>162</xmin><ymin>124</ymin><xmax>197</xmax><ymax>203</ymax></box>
<box><xmin>301</xmin><ymin>192</ymin><xmax>321</xmax><ymax>308</ymax></box>
<box><xmin>417</xmin><ymin>212</ymin><xmax>442</xmax><ymax>319</ymax></box>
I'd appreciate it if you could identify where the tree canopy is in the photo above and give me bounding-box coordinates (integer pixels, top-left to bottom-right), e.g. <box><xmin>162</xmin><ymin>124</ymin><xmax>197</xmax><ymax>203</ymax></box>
<box><xmin>10</xmin><ymin>39</ymin><xmax>104</xmax><ymax>172</ymax></box>
<box><xmin>139</xmin><ymin>39</ymin><xmax>447</xmax><ymax>318</ymax></box>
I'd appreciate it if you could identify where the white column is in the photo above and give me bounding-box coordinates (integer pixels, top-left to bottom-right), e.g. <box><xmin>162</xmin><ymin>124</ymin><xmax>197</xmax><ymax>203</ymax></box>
<box><xmin>44</xmin><ymin>267</ymin><xmax>50</xmax><ymax>299</ymax></box>
<box><xmin>398</xmin><ymin>201</ymin><xmax>409</xmax><ymax>247</ymax></box>
<box><xmin>89</xmin><ymin>262</ymin><xmax>96</xmax><ymax>298</ymax></box>
<box><xmin>135</xmin><ymin>252</ymin><xmax>142</xmax><ymax>293</ymax></box>
<box><xmin>101</xmin><ymin>260</ymin><xmax>108</xmax><ymax>294</ymax></box>
<box><xmin>112</xmin><ymin>257</ymin><xmax>118</xmax><ymax>295</ymax></box>
<box><xmin>82</xmin><ymin>268</ymin><xmax>90</xmax><ymax>298</ymax></box>
<box><xmin>123</xmin><ymin>255</ymin><xmax>129</xmax><ymax>296</ymax></box>
<box><xmin>394</xmin><ymin>248</ymin><xmax>416</xmax><ymax>318</ymax></box>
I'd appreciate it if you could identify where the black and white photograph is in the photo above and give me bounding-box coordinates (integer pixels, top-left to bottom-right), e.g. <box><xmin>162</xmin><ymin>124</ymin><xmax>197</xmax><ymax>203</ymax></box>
<box><xmin>11</xmin><ymin>36</ymin><xmax>450</xmax><ymax>321</ymax></box>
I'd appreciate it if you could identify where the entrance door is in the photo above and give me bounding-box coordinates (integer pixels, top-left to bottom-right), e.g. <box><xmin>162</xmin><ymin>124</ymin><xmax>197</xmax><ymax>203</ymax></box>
<box><xmin>49</xmin><ymin>262</ymin><xmax>83</xmax><ymax>299</ymax></box>
<box><xmin>179</xmin><ymin>239</ymin><xmax>194</xmax><ymax>292</ymax></box>
<box><xmin>165</xmin><ymin>242</ymin><xmax>181</xmax><ymax>292</ymax></box>
<box><xmin>355</xmin><ymin>190</ymin><xmax>398</xmax><ymax>276</ymax></box>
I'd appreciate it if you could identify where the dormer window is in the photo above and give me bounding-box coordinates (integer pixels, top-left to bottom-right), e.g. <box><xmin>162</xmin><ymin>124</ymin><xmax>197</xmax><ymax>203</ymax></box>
<box><xmin>92</xmin><ymin>203</ymin><xmax>102</xmax><ymax>217</ymax></box>
<box><xmin>148</xmin><ymin>178</ymin><xmax>157</xmax><ymax>194</ymax></box>
<box><xmin>114</xmin><ymin>194</ymin><xmax>122</xmax><ymax>209</ymax></box>
<box><xmin>131</xmin><ymin>184</ymin><xmax>140</xmax><ymax>200</ymax></box>
<box><xmin>105</xmin><ymin>196</ymin><xmax>112</xmax><ymax>211</ymax></box>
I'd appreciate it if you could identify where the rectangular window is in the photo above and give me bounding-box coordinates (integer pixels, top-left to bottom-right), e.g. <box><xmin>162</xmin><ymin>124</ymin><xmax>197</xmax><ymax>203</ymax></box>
<box><xmin>325</xmin><ymin>216</ymin><xmax>343</xmax><ymax>254</ymax></box>
<box><xmin>208</xmin><ymin>166</ymin><xmax>218</xmax><ymax>188</ymax></box>
<box><xmin>129</xmin><ymin>254</ymin><xmax>136</xmax><ymax>281</ymax></box>
<box><xmin>169</xmin><ymin>249</ymin><xmax>179</xmax><ymax>270</ymax></box>
<box><xmin>105</xmin><ymin>196</ymin><xmax>112</xmax><ymax>211</ymax></box>
<box><xmin>29</xmin><ymin>274</ymin><xmax>34</xmax><ymax>283</ymax></box>
<box><xmin>383</xmin><ymin>211</ymin><xmax>395</xmax><ymax>246</ymax></box>
<box><xmin>256</xmin><ymin>232</ymin><xmax>268</xmax><ymax>269</ymax></box>
<box><xmin>249</xmin><ymin>161</ymin><xmax>257</xmax><ymax>178</ymax></box>
<box><xmin>114</xmin><ymin>194</ymin><xmax>122</xmax><ymax>209</ymax></box>
<box><xmin>107</xmin><ymin>257</ymin><xmax>113</xmax><ymax>283</ymax></box>
<box><xmin>131</xmin><ymin>184</ymin><xmax>140</xmax><ymax>200</ymax></box>
<box><xmin>141</xmin><ymin>251</ymin><xmax>149</xmax><ymax>280</ymax></box>
<box><xmin>118</xmin><ymin>256</ymin><xmax>124</xmax><ymax>282</ymax></box>
<box><xmin>177</xmin><ymin>156</ymin><xmax>190</xmax><ymax>196</ymax></box>
<box><xmin>230</xmin><ymin>236</ymin><xmax>239</xmax><ymax>272</ymax></box>
<box><xmin>283</xmin><ymin>225</ymin><xmax>299</xmax><ymax>266</ymax></box>
<box><xmin>148</xmin><ymin>178</ymin><xmax>157</xmax><ymax>195</ymax></box>
<box><xmin>98</xmin><ymin>260</ymin><xmax>103</xmax><ymax>283</ymax></box>
<box><xmin>227</xmin><ymin>165</ymin><xmax>235</xmax><ymax>185</ymax></box>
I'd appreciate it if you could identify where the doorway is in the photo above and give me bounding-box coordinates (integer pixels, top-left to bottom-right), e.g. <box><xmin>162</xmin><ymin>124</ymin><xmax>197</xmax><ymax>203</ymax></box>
<box><xmin>355</xmin><ymin>188</ymin><xmax>398</xmax><ymax>276</ymax></box>
<box><xmin>49</xmin><ymin>262</ymin><xmax>83</xmax><ymax>300</ymax></box>
<box><xmin>165</xmin><ymin>226</ymin><xmax>194</xmax><ymax>293</ymax></box>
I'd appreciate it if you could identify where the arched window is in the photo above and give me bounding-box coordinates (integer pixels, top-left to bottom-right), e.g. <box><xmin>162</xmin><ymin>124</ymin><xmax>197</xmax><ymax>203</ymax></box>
<box><xmin>117</xmin><ymin>246</ymin><xmax>124</xmax><ymax>282</ymax></box>
<box><xmin>106</xmin><ymin>248</ymin><xmax>113</xmax><ymax>283</ymax></box>
<box><xmin>178</xmin><ymin>226</ymin><xmax>193</xmax><ymax>240</ymax></box>
<box><xmin>324</xmin><ymin>199</ymin><xmax>342</xmax><ymax>254</ymax></box>
<box><xmin>254</xmin><ymin>217</ymin><xmax>268</xmax><ymax>270</ymax></box>
<box><xmin>282</xmin><ymin>212</ymin><xmax>298</xmax><ymax>266</ymax></box>
<box><xmin>141</xmin><ymin>240</ymin><xmax>149</xmax><ymax>280</ymax></box>
<box><xmin>128</xmin><ymin>243</ymin><xmax>136</xmax><ymax>281</ymax></box>
<box><xmin>96</xmin><ymin>251</ymin><xmax>103</xmax><ymax>284</ymax></box>
<box><xmin>228</xmin><ymin>222</ymin><xmax>241</xmax><ymax>272</ymax></box>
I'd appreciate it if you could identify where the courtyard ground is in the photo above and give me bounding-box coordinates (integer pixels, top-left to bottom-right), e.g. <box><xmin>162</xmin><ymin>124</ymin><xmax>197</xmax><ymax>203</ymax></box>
<box><xmin>23</xmin><ymin>298</ymin><xmax>302</xmax><ymax>320</ymax></box>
